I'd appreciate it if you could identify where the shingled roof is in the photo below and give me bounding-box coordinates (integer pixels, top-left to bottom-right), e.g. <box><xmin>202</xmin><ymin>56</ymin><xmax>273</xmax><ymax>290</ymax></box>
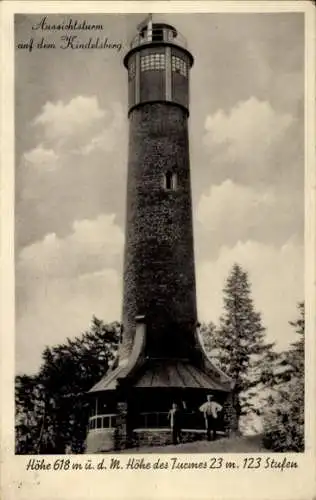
<box><xmin>133</xmin><ymin>359</ymin><xmax>230</xmax><ymax>391</ymax></box>
<box><xmin>88</xmin><ymin>318</ymin><xmax>233</xmax><ymax>394</ymax></box>
<box><xmin>89</xmin><ymin>357</ymin><xmax>231</xmax><ymax>393</ymax></box>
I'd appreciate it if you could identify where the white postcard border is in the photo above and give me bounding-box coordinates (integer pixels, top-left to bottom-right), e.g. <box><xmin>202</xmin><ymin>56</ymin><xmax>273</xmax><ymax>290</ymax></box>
<box><xmin>1</xmin><ymin>2</ymin><xmax>315</xmax><ymax>500</ymax></box>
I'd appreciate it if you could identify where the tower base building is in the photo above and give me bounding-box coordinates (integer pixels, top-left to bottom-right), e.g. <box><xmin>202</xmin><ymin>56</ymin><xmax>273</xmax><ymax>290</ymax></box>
<box><xmin>86</xmin><ymin>20</ymin><xmax>233</xmax><ymax>453</ymax></box>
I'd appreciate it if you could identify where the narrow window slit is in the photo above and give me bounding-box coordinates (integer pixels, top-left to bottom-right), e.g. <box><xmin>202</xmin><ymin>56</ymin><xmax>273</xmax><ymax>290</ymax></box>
<box><xmin>164</xmin><ymin>172</ymin><xmax>177</xmax><ymax>190</ymax></box>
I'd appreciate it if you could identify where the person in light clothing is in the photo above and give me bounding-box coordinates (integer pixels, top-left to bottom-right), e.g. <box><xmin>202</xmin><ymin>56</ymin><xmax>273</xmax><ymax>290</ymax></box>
<box><xmin>199</xmin><ymin>394</ymin><xmax>222</xmax><ymax>441</ymax></box>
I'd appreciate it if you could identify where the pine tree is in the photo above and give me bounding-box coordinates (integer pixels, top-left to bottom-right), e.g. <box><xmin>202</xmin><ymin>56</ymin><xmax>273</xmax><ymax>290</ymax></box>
<box><xmin>209</xmin><ymin>263</ymin><xmax>275</xmax><ymax>433</ymax></box>
<box><xmin>199</xmin><ymin>321</ymin><xmax>216</xmax><ymax>355</ymax></box>
<box><xmin>288</xmin><ymin>301</ymin><xmax>304</xmax><ymax>374</ymax></box>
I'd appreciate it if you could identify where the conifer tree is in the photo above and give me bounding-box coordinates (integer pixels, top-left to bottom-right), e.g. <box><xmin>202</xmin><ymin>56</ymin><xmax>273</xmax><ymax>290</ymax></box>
<box><xmin>209</xmin><ymin>263</ymin><xmax>275</xmax><ymax>432</ymax></box>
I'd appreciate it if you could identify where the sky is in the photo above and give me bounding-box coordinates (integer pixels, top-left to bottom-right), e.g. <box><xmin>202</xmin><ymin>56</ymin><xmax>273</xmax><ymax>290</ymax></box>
<box><xmin>15</xmin><ymin>12</ymin><xmax>304</xmax><ymax>375</ymax></box>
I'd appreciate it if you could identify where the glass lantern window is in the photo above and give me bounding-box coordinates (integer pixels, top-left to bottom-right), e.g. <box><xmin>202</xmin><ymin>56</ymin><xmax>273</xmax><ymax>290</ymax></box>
<box><xmin>128</xmin><ymin>61</ymin><xmax>136</xmax><ymax>80</ymax></box>
<box><xmin>141</xmin><ymin>54</ymin><xmax>165</xmax><ymax>72</ymax></box>
<box><xmin>171</xmin><ymin>56</ymin><xmax>188</xmax><ymax>77</ymax></box>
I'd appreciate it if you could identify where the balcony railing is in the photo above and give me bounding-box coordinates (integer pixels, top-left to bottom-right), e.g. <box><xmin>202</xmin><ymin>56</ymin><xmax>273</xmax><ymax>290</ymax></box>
<box><xmin>129</xmin><ymin>28</ymin><xmax>187</xmax><ymax>50</ymax></box>
<box><xmin>88</xmin><ymin>411</ymin><xmax>226</xmax><ymax>432</ymax></box>
<box><xmin>89</xmin><ymin>413</ymin><xmax>117</xmax><ymax>430</ymax></box>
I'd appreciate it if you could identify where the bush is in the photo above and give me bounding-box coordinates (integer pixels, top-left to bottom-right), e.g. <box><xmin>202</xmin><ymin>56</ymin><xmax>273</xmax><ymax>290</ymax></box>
<box><xmin>262</xmin><ymin>380</ymin><xmax>304</xmax><ymax>452</ymax></box>
<box><xmin>262</xmin><ymin>302</ymin><xmax>304</xmax><ymax>453</ymax></box>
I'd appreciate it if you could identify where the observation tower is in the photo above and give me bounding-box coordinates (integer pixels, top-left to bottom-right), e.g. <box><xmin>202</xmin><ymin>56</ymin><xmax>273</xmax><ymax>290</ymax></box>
<box><xmin>86</xmin><ymin>17</ymin><xmax>233</xmax><ymax>453</ymax></box>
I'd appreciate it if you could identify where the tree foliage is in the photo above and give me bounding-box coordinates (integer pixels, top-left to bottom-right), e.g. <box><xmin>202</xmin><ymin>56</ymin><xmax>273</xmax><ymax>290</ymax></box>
<box><xmin>262</xmin><ymin>302</ymin><xmax>304</xmax><ymax>451</ymax></box>
<box><xmin>15</xmin><ymin>317</ymin><xmax>120</xmax><ymax>454</ymax></box>
<box><xmin>201</xmin><ymin>263</ymin><xmax>276</xmax><ymax>431</ymax></box>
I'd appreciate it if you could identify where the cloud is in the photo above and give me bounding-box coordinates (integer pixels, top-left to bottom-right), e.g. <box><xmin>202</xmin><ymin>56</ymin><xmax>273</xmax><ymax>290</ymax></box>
<box><xmin>202</xmin><ymin>97</ymin><xmax>298</xmax><ymax>187</ymax></box>
<box><xmin>17</xmin><ymin>213</ymin><xmax>124</xmax><ymax>283</ymax></box>
<box><xmin>196</xmin><ymin>180</ymin><xmax>303</xmax><ymax>251</ymax></box>
<box><xmin>204</xmin><ymin>97</ymin><xmax>293</xmax><ymax>158</ymax></box>
<box><xmin>27</xmin><ymin>96</ymin><xmax>125</xmax><ymax>157</ymax></box>
<box><xmin>16</xmin><ymin>268</ymin><xmax>121</xmax><ymax>375</ymax></box>
<box><xmin>16</xmin><ymin>213</ymin><xmax>124</xmax><ymax>374</ymax></box>
<box><xmin>196</xmin><ymin>239</ymin><xmax>303</xmax><ymax>350</ymax></box>
<box><xmin>79</xmin><ymin>101</ymin><xmax>124</xmax><ymax>155</ymax></box>
<box><xmin>196</xmin><ymin>98</ymin><xmax>303</xmax><ymax>257</ymax></box>
<box><xmin>17</xmin><ymin>97</ymin><xmax>127</xmax><ymax>248</ymax></box>
<box><xmin>33</xmin><ymin>95</ymin><xmax>105</xmax><ymax>144</ymax></box>
<box><xmin>24</xmin><ymin>145</ymin><xmax>59</xmax><ymax>170</ymax></box>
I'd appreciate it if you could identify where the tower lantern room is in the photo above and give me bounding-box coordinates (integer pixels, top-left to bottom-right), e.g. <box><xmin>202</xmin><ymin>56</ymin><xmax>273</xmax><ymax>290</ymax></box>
<box><xmin>124</xmin><ymin>22</ymin><xmax>194</xmax><ymax>114</ymax></box>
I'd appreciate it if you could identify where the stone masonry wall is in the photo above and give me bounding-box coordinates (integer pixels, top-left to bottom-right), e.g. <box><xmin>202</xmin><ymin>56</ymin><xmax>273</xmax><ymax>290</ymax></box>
<box><xmin>86</xmin><ymin>429</ymin><xmax>207</xmax><ymax>452</ymax></box>
<box><xmin>132</xmin><ymin>429</ymin><xmax>205</xmax><ymax>448</ymax></box>
<box><xmin>120</xmin><ymin>103</ymin><xmax>197</xmax><ymax>363</ymax></box>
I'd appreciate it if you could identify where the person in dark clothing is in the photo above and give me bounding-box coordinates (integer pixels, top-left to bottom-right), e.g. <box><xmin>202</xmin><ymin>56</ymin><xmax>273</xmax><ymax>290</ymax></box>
<box><xmin>168</xmin><ymin>403</ymin><xmax>182</xmax><ymax>445</ymax></box>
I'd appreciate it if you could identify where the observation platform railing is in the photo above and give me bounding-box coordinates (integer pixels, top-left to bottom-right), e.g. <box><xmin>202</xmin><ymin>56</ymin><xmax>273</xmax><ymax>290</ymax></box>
<box><xmin>129</xmin><ymin>29</ymin><xmax>187</xmax><ymax>50</ymax></box>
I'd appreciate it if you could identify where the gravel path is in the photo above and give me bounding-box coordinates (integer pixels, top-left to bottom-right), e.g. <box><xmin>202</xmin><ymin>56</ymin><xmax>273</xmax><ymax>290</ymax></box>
<box><xmin>118</xmin><ymin>435</ymin><xmax>267</xmax><ymax>454</ymax></box>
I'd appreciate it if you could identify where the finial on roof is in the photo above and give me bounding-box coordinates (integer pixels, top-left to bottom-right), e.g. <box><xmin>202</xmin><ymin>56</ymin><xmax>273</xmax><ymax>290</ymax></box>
<box><xmin>136</xmin><ymin>13</ymin><xmax>153</xmax><ymax>32</ymax></box>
